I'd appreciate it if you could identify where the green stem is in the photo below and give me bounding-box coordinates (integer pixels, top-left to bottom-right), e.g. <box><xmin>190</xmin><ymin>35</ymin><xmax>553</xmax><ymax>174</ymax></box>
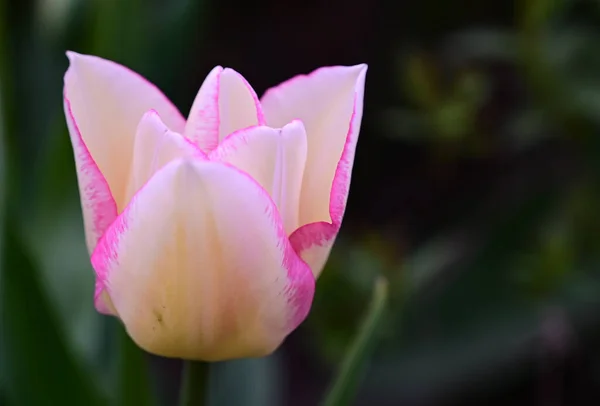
<box><xmin>322</xmin><ymin>277</ymin><xmax>389</xmax><ymax>406</ymax></box>
<box><xmin>179</xmin><ymin>360</ymin><xmax>210</xmax><ymax>406</ymax></box>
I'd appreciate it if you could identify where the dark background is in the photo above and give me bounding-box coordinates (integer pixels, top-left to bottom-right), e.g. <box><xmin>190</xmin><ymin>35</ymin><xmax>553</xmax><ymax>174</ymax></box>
<box><xmin>3</xmin><ymin>0</ymin><xmax>600</xmax><ymax>405</ymax></box>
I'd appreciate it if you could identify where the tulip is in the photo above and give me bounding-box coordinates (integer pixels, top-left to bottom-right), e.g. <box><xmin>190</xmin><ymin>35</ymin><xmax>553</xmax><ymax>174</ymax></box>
<box><xmin>63</xmin><ymin>51</ymin><xmax>367</xmax><ymax>360</ymax></box>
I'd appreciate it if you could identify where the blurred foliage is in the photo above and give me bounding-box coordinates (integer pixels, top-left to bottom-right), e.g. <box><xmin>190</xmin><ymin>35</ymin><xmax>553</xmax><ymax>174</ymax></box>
<box><xmin>3</xmin><ymin>0</ymin><xmax>600</xmax><ymax>405</ymax></box>
<box><xmin>322</xmin><ymin>277</ymin><xmax>389</xmax><ymax>406</ymax></box>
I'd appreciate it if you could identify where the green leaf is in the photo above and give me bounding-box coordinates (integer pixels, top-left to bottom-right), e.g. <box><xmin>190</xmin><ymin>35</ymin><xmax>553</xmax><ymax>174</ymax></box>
<box><xmin>0</xmin><ymin>217</ymin><xmax>105</xmax><ymax>406</ymax></box>
<box><xmin>322</xmin><ymin>277</ymin><xmax>389</xmax><ymax>406</ymax></box>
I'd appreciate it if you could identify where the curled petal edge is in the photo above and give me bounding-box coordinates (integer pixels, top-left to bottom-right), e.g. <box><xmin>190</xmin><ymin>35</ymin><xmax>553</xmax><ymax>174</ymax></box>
<box><xmin>288</xmin><ymin>66</ymin><xmax>367</xmax><ymax>277</ymax></box>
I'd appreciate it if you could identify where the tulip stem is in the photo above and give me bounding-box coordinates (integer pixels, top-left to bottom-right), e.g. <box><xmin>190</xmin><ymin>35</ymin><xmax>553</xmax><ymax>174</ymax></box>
<box><xmin>179</xmin><ymin>360</ymin><xmax>210</xmax><ymax>406</ymax></box>
<box><xmin>321</xmin><ymin>276</ymin><xmax>389</xmax><ymax>406</ymax></box>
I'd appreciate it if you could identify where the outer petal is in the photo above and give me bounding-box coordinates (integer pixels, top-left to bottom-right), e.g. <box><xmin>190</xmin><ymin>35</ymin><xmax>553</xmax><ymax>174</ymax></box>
<box><xmin>91</xmin><ymin>159</ymin><xmax>314</xmax><ymax>361</ymax></box>
<box><xmin>94</xmin><ymin>111</ymin><xmax>207</xmax><ymax>314</ymax></box>
<box><xmin>261</xmin><ymin>65</ymin><xmax>367</xmax><ymax>277</ymax></box>
<box><xmin>124</xmin><ymin>110</ymin><xmax>207</xmax><ymax>204</ymax></box>
<box><xmin>184</xmin><ymin>67</ymin><xmax>265</xmax><ymax>152</ymax></box>
<box><xmin>64</xmin><ymin>96</ymin><xmax>118</xmax><ymax>315</ymax></box>
<box><xmin>209</xmin><ymin>121</ymin><xmax>307</xmax><ymax>235</ymax></box>
<box><xmin>64</xmin><ymin>97</ymin><xmax>118</xmax><ymax>254</ymax></box>
<box><xmin>64</xmin><ymin>51</ymin><xmax>186</xmax><ymax>211</ymax></box>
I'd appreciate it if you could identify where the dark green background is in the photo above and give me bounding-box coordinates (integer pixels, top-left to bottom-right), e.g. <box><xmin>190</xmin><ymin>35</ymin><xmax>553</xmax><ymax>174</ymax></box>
<box><xmin>2</xmin><ymin>0</ymin><xmax>600</xmax><ymax>405</ymax></box>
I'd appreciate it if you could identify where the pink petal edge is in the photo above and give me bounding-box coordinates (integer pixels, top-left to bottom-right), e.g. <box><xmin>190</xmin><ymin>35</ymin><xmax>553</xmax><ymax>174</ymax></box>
<box><xmin>234</xmin><ymin>69</ymin><xmax>267</xmax><ymax>126</ymax></box>
<box><xmin>146</xmin><ymin>109</ymin><xmax>209</xmax><ymax>159</ymax></box>
<box><xmin>92</xmin><ymin>109</ymin><xmax>207</xmax><ymax>314</ymax></box>
<box><xmin>64</xmin><ymin>93</ymin><xmax>119</xmax><ymax>314</ymax></box>
<box><xmin>186</xmin><ymin>67</ymin><xmax>266</xmax><ymax>152</ymax></box>
<box><xmin>185</xmin><ymin>66</ymin><xmax>223</xmax><ymax>151</ymax></box>
<box><xmin>208</xmin><ymin>124</ymin><xmax>262</xmax><ymax>159</ymax></box>
<box><xmin>287</xmin><ymin>66</ymin><xmax>367</xmax><ymax>255</ymax></box>
<box><xmin>208</xmin><ymin>121</ymin><xmax>303</xmax><ymax>161</ymax></box>
<box><xmin>65</xmin><ymin>51</ymin><xmax>187</xmax><ymax>130</ymax></box>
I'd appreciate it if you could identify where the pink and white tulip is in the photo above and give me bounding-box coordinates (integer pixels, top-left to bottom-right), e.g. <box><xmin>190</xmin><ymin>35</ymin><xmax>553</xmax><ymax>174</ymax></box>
<box><xmin>63</xmin><ymin>51</ymin><xmax>367</xmax><ymax>360</ymax></box>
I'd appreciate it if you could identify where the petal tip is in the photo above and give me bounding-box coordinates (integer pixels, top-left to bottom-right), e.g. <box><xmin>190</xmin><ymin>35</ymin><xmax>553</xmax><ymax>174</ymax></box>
<box><xmin>283</xmin><ymin>119</ymin><xmax>306</xmax><ymax>131</ymax></box>
<box><xmin>221</xmin><ymin>67</ymin><xmax>237</xmax><ymax>75</ymax></box>
<box><xmin>346</xmin><ymin>63</ymin><xmax>368</xmax><ymax>84</ymax></box>
<box><xmin>354</xmin><ymin>63</ymin><xmax>368</xmax><ymax>71</ymax></box>
<box><xmin>65</xmin><ymin>50</ymin><xmax>91</xmax><ymax>67</ymax></box>
<box><xmin>137</xmin><ymin>109</ymin><xmax>167</xmax><ymax>133</ymax></box>
<box><xmin>144</xmin><ymin>109</ymin><xmax>160</xmax><ymax>119</ymax></box>
<box><xmin>355</xmin><ymin>64</ymin><xmax>368</xmax><ymax>90</ymax></box>
<box><xmin>64</xmin><ymin>51</ymin><xmax>91</xmax><ymax>86</ymax></box>
<box><xmin>64</xmin><ymin>51</ymin><xmax>78</xmax><ymax>84</ymax></box>
<box><xmin>65</xmin><ymin>50</ymin><xmax>79</xmax><ymax>61</ymax></box>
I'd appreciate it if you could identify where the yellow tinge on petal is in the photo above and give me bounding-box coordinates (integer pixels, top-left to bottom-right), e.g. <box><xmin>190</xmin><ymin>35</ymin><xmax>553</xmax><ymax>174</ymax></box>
<box><xmin>93</xmin><ymin>160</ymin><xmax>313</xmax><ymax>360</ymax></box>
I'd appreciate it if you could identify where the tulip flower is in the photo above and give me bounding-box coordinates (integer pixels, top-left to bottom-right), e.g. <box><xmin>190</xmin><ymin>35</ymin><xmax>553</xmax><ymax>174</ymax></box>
<box><xmin>63</xmin><ymin>51</ymin><xmax>367</xmax><ymax>360</ymax></box>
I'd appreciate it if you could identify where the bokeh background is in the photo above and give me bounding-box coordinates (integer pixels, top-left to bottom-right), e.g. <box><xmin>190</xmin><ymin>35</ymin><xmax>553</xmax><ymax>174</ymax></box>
<box><xmin>2</xmin><ymin>0</ymin><xmax>600</xmax><ymax>405</ymax></box>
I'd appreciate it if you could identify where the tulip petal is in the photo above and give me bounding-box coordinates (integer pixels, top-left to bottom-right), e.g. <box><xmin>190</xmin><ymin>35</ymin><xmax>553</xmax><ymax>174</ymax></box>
<box><xmin>63</xmin><ymin>97</ymin><xmax>118</xmax><ymax>253</ymax></box>
<box><xmin>124</xmin><ymin>110</ymin><xmax>207</xmax><ymax>204</ymax></box>
<box><xmin>261</xmin><ymin>65</ymin><xmax>367</xmax><ymax>277</ymax></box>
<box><xmin>64</xmin><ymin>52</ymin><xmax>186</xmax><ymax>211</ymax></box>
<box><xmin>92</xmin><ymin>159</ymin><xmax>314</xmax><ymax>361</ymax></box>
<box><xmin>209</xmin><ymin>121</ymin><xmax>307</xmax><ymax>235</ymax></box>
<box><xmin>184</xmin><ymin>67</ymin><xmax>265</xmax><ymax>152</ymax></box>
<box><xmin>64</xmin><ymin>96</ymin><xmax>119</xmax><ymax>315</ymax></box>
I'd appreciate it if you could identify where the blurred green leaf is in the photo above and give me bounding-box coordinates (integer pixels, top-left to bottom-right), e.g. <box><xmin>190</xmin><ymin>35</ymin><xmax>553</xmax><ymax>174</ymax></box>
<box><xmin>24</xmin><ymin>199</ymin><xmax>105</xmax><ymax>372</ymax></box>
<box><xmin>404</xmin><ymin>54</ymin><xmax>440</xmax><ymax>110</ymax></box>
<box><xmin>0</xmin><ymin>217</ymin><xmax>105</xmax><ymax>406</ymax></box>
<box><xmin>360</xmin><ymin>268</ymin><xmax>600</xmax><ymax>404</ymax></box>
<box><xmin>0</xmin><ymin>29</ymin><xmax>7</xmax><ymax>406</ymax></box>
<box><xmin>322</xmin><ymin>277</ymin><xmax>389</xmax><ymax>406</ymax></box>
<box><xmin>519</xmin><ymin>0</ymin><xmax>590</xmax><ymax>139</ymax></box>
<box><xmin>207</xmin><ymin>356</ymin><xmax>282</xmax><ymax>406</ymax></box>
<box><xmin>35</xmin><ymin>0</ymin><xmax>77</xmax><ymax>40</ymax></box>
<box><xmin>179</xmin><ymin>361</ymin><xmax>209</xmax><ymax>406</ymax></box>
<box><xmin>443</xmin><ymin>29</ymin><xmax>517</xmax><ymax>63</ymax></box>
<box><xmin>379</xmin><ymin>108</ymin><xmax>429</xmax><ymax>141</ymax></box>
<box><xmin>147</xmin><ymin>0</ymin><xmax>212</xmax><ymax>104</ymax></box>
<box><xmin>116</xmin><ymin>325</ymin><xmax>155</xmax><ymax>406</ymax></box>
<box><xmin>432</xmin><ymin>100</ymin><xmax>472</xmax><ymax>140</ymax></box>
<box><xmin>310</xmin><ymin>241</ymin><xmax>386</xmax><ymax>362</ymax></box>
<box><xmin>354</xmin><ymin>159</ymin><xmax>573</xmax><ymax>402</ymax></box>
<box><xmin>505</xmin><ymin>108</ymin><xmax>551</xmax><ymax>150</ymax></box>
<box><xmin>522</xmin><ymin>0</ymin><xmax>565</xmax><ymax>33</ymax></box>
<box><xmin>90</xmin><ymin>0</ymin><xmax>146</xmax><ymax>65</ymax></box>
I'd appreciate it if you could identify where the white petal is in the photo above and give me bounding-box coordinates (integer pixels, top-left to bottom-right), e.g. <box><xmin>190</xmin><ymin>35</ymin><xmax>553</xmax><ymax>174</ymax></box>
<box><xmin>210</xmin><ymin>121</ymin><xmax>307</xmax><ymax>235</ymax></box>
<box><xmin>261</xmin><ymin>65</ymin><xmax>367</xmax><ymax>277</ymax></box>
<box><xmin>124</xmin><ymin>110</ymin><xmax>206</xmax><ymax>204</ymax></box>
<box><xmin>261</xmin><ymin>64</ymin><xmax>367</xmax><ymax>227</ymax></box>
<box><xmin>63</xmin><ymin>96</ymin><xmax>118</xmax><ymax>254</ymax></box>
<box><xmin>184</xmin><ymin>67</ymin><xmax>264</xmax><ymax>152</ymax></box>
<box><xmin>91</xmin><ymin>159</ymin><xmax>314</xmax><ymax>361</ymax></box>
<box><xmin>64</xmin><ymin>52</ymin><xmax>186</xmax><ymax>210</ymax></box>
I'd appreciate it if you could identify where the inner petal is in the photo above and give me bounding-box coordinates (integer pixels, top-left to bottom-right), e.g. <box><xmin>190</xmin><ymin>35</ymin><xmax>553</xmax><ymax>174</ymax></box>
<box><xmin>123</xmin><ymin>110</ymin><xmax>206</xmax><ymax>209</ymax></box>
<box><xmin>209</xmin><ymin>121</ymin><xmax>307</xmax><ymax>235</ymax></box>
<box><xmin>218</xmin><ymin>69</ymin><xmax>265</xmax><ymax>142</ymax></box>
<box><xmin>184</xmin><ymin>67</ymin><xmax>265</xmax><ymax>153</ymax></box>
<box><xmin>260</xmin><ymin>65</ymin><xmax>367</xmax><ymax>227</ymax></box>
<box><xmin>64</xmin><ymin>52</ymin><xmax>186</xmax><ymax>209</ymax></box>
